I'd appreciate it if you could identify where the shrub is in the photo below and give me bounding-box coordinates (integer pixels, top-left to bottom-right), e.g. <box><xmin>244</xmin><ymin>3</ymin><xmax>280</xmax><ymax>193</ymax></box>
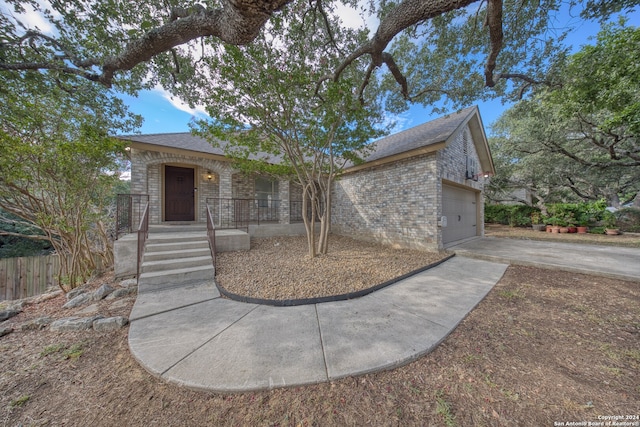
<box><xmin>615</xmin><ymin>207</ymin><xmax>640</xmax><ymax>232</ymax></box>
<box><xmin>485</xmin><ymin>204</ymin><xmax>539</xmax><ymax>227</ymax></box>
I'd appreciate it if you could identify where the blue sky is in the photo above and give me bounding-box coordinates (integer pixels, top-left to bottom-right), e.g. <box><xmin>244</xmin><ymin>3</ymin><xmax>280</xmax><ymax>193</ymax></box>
<box><xmin>118</xmin><ymin>8</ymin><xmax>638</xmax><ymax>137</ymax></box>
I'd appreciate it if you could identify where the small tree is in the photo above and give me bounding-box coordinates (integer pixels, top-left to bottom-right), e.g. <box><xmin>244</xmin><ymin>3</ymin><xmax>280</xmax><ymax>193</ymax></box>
<box><xmin>193</xmin><ymin>7</ymin><xmax>386</xmax><ymax>257</ymax></box>
<box><xmin>0</xmin><ymin>75</ymin><xmax>139</xmax><ymax>290</ymax></box>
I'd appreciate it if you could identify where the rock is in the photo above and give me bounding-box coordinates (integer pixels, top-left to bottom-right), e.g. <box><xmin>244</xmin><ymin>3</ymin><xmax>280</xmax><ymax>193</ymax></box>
<box><xmin>74</xmin><ymin>303</ymin><xmax>99</xmax><ymax>316</ymax></box>
<box><xmin>50</xmin><ymin>316</ymin><xmax>102</xmax><ymax>332</ymax></box>
<box><xmin>62</xmin><ymin>293</ymin><xmax>92</xmax><ymax>309</ymax></box>
<box><xmin>0</xmin><ymin>326</ymin><xmax>13</xmax><ymax>337</ymax></box>
<box><xmin>0</xmin><ymin>309</ymin><xmax>21</xmax><ymax>322</ymax></box>
<box><xmin>119</xmin><ymin>278</ymin><xmax>137</xmax><ymax>289</ymax></box>
<box><xmin>108</xmin><ymin>299</ymin><xmax>131</xmax><ymax>310</ymax></box>
<box><xmin>66</xmin><ymin>287</ymin><xmax>87</xmax><ymax>301</ymax></box>
<box><xmin>105</xmin><ymin>287</ymin><xmax>137</xmax><ymax>300</ymax></box>
<box><xmin>30</xmin><ymin>290</ymin><xmax>63</xmax><ymax>305</ymax></box>
<box><xmin>92</xmin><ymin>284</ymin><xmax>115</xmax><ymax>301</ymax></box>
<box><xmin>20</xmin><ymin>316</ymin><xmax>53</xmax><ymax>331</ymax></box>
<box><xmin>7</xmin><ymin>301</ymin><xmax>26</xmax><ymax>311</ymax></box>
<box><xmin>93</xmin><ymin>316</ymin><xmax>128</xmax><ymax>332</ymax></box>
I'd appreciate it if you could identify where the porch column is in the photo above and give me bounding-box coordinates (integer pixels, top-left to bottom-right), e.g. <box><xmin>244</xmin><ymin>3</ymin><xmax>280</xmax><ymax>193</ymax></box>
<box><xmin>278</xmin><ymin>179</ymin><xmax>290</xmax><ymax>224</ymax></box>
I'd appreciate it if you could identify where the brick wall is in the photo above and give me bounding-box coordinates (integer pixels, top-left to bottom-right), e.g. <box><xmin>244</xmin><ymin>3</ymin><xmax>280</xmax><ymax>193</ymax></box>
<box><xmin>332</xmin><ymin>124</ymin><xmax>485</xmax><ymax>250</ymax></box>
<box><xmin>129</xmin><ymin>149</ymin><xmax>233</xmax><ymax>224</ymax></box>
<box><xmin>129</xmin><ymin>149</ymin><xmax>300</xmax><ymax>225</ymax></box>
<box><xmin>332</xmin><ymin>152</ymin><xmax>440</xmax><ymax>250</ymax></box>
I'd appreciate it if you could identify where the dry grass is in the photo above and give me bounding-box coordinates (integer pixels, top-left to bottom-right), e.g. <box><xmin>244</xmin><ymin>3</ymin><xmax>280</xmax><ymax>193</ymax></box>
<box><xmin>1</xmin><ymin>230</ymin><xmax>638</xmax><ymax>426</ymax></box>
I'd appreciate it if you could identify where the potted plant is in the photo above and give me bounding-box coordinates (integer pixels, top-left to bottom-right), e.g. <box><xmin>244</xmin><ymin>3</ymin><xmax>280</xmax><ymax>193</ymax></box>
<box><xmin>565</xmin><ymin>213</ymin><xmax>577</xmax><ymax>233</ymax></box>
<box><xmin>558</xmin><ymin>218</ymin><xmax>569</xmax><ymax>233</ymax></box>
<box><xmin>576</xmin><ymin>212</ymin><xmax>590</xmax><ymax>234</ymax></box>
<box><xmin>531</xmin><ymin>212</ymin><xmax>545</xmax><ymax>231</ymax></box>
<box><xmin>603</xmin><ymin>211</ymin><xmax>620</xmax><ymax>235</ymax></box>
<box><xmin>547</xmin><ymin>216</ymin><xmax>561</xmax><ymax>233</ymax></box>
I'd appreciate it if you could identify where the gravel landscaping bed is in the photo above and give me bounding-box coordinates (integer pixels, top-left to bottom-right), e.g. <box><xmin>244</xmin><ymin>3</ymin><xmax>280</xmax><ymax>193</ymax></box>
<box><xmin>215</xmin><ymin>234</ymin><xmax>450</xmax><ymax>300</ymax></box>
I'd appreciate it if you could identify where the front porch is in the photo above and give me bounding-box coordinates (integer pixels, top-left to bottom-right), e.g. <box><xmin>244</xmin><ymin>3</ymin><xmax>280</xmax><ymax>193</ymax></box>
<box><xmin>113</xmin><ymin>205</ymin><xmax>312</xmax><ymax>281</ymax></box>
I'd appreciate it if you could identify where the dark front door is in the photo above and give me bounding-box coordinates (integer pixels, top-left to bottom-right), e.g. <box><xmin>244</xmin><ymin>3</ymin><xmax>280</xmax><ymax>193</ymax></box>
<box><xmin>165</xmin><ymin>166</ymin><xmax>195</xmax><ymax>221</ymax></box>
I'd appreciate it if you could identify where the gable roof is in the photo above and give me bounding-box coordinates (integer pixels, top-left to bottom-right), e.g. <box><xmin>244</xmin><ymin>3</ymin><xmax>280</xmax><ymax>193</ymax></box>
<box><xmin>345</xmin><ymin>105</ymin><xmax>494</xmax><ymax>174</ymax></box>
<box><xmin>118</xmin><ymin>132</ymin><xmax>226</xmax><ymax>156</ymax></box>
<box><xmin>118</xmin><ymin>106</ymin><xmax>493</xmax><ymax>174</ymax></box>
<box><xmin>364</xmin><ymin>106</ymin><xmax>477</xmax><ymax>163</ymax></box>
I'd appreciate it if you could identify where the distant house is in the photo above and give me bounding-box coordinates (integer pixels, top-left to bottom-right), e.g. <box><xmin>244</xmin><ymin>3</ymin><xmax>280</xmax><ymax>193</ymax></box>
<box><xmin>118</xmin><ymin>105</ymin><xmax>494</xmax><ymax>252</ymax></box>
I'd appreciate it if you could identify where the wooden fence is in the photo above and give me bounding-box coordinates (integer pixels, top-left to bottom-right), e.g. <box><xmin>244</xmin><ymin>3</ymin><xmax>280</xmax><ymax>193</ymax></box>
<box><xmin>0</xmin><ymin>254</ymin><xmax>104</xmax><ymax>301</ymax></box>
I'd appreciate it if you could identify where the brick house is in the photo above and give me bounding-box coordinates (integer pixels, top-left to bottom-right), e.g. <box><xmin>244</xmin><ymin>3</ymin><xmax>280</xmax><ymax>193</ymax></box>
<box><xmin>118</xmin><ymin>105</ymin><xmax>493</xmax><ymax>258</ymax></box>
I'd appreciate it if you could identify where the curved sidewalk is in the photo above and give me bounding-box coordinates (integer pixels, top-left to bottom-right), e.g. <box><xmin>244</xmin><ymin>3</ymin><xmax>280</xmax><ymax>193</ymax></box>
<box><xmin>128</xmin><ymin>256</ymin><xmax>508</xmax><ymax>393</ymax></box>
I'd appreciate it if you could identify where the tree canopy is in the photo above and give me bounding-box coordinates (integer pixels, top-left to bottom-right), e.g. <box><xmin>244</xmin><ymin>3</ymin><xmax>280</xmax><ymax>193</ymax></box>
<box><xmin>486</xmin><ymin>22</ymin><xmax>640</xmax><ymax>208</ymax></box>
<box><xmin>0</xmin><ymin>60</ymin><xmax>139</xmax><ymax>288</ymax></box>
<box><xmin>193</xmin><ymin>4</ymin><xmax>386</xmax><ymax>256</ymax></box>
<box><xmin>2</xmin><ymin>0</ymin><xmax>637</xmax><ymax>111</ymax></box>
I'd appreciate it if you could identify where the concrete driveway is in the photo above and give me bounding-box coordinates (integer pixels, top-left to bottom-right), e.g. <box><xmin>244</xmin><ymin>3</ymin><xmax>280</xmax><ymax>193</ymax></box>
<box><xmin>450</xmin><ymin>237</ymin><xmax>640</xmax><ymax>282</ymax></box>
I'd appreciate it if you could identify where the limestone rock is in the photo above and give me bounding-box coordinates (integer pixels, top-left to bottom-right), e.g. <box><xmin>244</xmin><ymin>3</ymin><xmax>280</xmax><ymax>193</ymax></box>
<box><xmin>119</xmin><ymin>278</ymin><xmax>137</xmax><ymax>289</ymax></box>
<box><xmin>50</xmin><ymin>316</ymin><xmax>102</xmax><ymax>332</ymax></box>
<box><xmin>92</xmin><ymin>284</ymin><xmax>115</xmax><ymax>301</ymax></box>
<box><xmin>66</xmin><ymin>287</ymin><xmax>87</xmax><ymax>301</ymax></box>
<box><xmin>62</xmin><ymin>293</ymin><xmax>92</xmax><ymax>309</ymax></box>
<box><xmin>74</xmin><ymin>304</ymin><xmax>99</xmax><ymax>316</ymax></box>
<box><xmin>93</xmin><ymin>316</ymin><xmax>128</xmax><ymax>332</ymax></box>
<box><xmin>0</xmin><ymin>326</ymin><xmax>13</xmax><ymax>337</ymax></box>
<box><xmin>0</xmin><ymin>309</ymin><xmax>21</xmax><ymax>322</ymax></box>
<box><xmin>105</xmin><ymin>287</ymin><xmax>137</xmax><ymax>300</ymax></box>
<box><xmin>20</xmin><ymin>316</ymin><xmax>53</xmax><ymax>331</ymax></box>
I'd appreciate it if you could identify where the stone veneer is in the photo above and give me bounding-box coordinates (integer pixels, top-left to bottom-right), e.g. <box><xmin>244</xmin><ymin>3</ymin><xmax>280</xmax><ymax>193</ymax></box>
<box><xmin>128</xmin><ymin>122</ymin><xmax>485</xmax><ymax>248</ymax></box>
<box><xmin>129</xmin><ymin>149</ymin><xmax>299</xmax><ymax>224</ymax></box>
<box><xmin>332</xmin><ymin>124</ymin><xmax>485</xmax><ymax>250</ymax></box>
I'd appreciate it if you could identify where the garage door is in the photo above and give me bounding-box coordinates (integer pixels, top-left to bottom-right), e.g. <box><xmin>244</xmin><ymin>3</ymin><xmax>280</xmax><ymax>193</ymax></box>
<box><xmin>442</xmin><ymin>184</ymin><xmax>478</xmax><ymax>245</ymax></box>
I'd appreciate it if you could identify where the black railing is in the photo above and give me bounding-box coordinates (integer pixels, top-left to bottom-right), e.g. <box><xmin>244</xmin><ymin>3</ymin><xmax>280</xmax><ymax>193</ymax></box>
<box><xmin>206</xmin><ymin>202</ymin><xmax>217</xmax><ymax>275</ymax></box>
<box><xmin>206</xmin><ymin>198</ymin><xmax>280</xmax><ymax>232</ymax></box>
<box><xmin>136</xmin><ymin>202</ymin><xmax>149</xmax><ymax>279</ymax></box>
<box><xmin>116</xmin><ymin>194</ymin><xmax>149</xmax><ymax>240</ymax></box>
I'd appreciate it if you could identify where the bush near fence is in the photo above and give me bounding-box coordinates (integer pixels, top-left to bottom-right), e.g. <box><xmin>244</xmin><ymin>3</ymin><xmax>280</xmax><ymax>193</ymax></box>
<box><xmin>0</xmin><ymin>254</ymin><xmax>104</xmax><ymax>301</ymax></box>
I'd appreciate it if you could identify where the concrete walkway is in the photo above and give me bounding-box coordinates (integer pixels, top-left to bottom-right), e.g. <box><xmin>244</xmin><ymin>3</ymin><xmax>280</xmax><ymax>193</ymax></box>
<box><xmin>128</xmin><ymin>256</ymin><xmax>508</xmax><ymax>393</ymax></box>
<box><xmin>451</xmin><ymin>237</ymin><xmax>640</xmax><ymax>282</ymax></box>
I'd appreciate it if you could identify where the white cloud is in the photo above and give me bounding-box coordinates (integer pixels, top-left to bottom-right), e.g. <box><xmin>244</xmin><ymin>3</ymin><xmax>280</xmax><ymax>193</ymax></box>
<box><xmin>334</xmin><ymin>0</ymin><xmax>379</xmax><ymax>31</ymax></box>
<box><xmin>151</xmin><ymin>86</ymin><xmax>210</xmax><ymax>118</ymax></box>
<box><xmin>0</xmin><ymin>0</ymin><xmax>58</xmax><ymax>35</ymax></box>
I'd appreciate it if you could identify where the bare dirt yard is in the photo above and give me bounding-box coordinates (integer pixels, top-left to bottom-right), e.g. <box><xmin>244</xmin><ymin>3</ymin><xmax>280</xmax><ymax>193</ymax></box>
<box><xmin>1</xmin><ymin>231</ymin><xmax>639</xmax><ymax>426</ymax></box>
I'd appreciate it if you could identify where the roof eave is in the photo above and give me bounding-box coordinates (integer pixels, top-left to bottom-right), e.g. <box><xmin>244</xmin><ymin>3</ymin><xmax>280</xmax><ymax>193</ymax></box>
<box><xmin>342</xmin><ymin>141</ymin><xmax>447</xmax><ymax>174</ymax></box>
<box><xmin>124</xmin><ymin>140</ymin><xmax>231</xmax><ymax>163</ymax></box>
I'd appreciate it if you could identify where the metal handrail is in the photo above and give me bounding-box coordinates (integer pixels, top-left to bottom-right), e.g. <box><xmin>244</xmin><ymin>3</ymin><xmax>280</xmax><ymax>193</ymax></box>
<box><xmin>115</xmin><ymin>194</ymin><xmax>149</xmax><ymax>240</ymax></box>
<box><xmin>206</xmin><ymin>203</ymin><xmax>217</xmax><ymax>275</ymax></box>
<box><xmin>136</xmin><ymin>202</ymin><xmax>149</xmax><ymax>279</ymax></box>
<box><xmin>205</xmin><ymin>197</ymin><xmax>280</xmax><ymax>231</ymax></box>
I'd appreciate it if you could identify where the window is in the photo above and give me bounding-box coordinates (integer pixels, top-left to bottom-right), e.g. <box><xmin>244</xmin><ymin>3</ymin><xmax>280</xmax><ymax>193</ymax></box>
<box><xmin>255</xmin><ymin>177</ymin><xmax>279</xmax><ymax>207</ymax></box>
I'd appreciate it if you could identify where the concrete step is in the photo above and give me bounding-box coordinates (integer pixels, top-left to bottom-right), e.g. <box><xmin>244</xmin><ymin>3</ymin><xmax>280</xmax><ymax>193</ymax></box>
<box><xmin>146</xmin><ymin>232</ymin><xmax>208</xmax><ymax>245</ymax></box>
<box><xmin>138</xmin><ymin>265</ymin><xmax>215</xmax><ymax>289</ymax></box>
<box><xmin>142</xmin><ymin>255</ymin><xmax>213</xmax><ymax>273</ymax></box>
<box><xmin>143</xmin><ymin>247</ymin><xmax>212</xmax><ymax>262</ymax></box>
<box><xmin>149</xmin><ymin>224</ymin><xmax>207</xmax><ymax>233</ymax></box>
<box><xmin>146</xmin><ymin>240</ymin><xmax>210</xmax><ymax>254</ymax></box>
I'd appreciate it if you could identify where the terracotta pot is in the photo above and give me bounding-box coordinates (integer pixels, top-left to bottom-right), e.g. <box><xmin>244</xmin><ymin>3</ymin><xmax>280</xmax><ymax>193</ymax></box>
<box><xmin>605</xmin><ymin>228</ymin><xmax>620</xmax><ymax>235</ymax></box>
<box><xmin>559</xmin><ymin>227</ymin><xmax>569</xmax><ymax>233</ymax></box>
<box><xmin>551</xmin><ymin>226</ymin><xmax>560</xmax><ymax>234</ymax></box>
<box><xmin>567</xmin><ymin>226</ymin><xmax>577</xmax><ymax>233</ymax></box>
<box><xmin>576</xmin><ymin>226</ymin><xmax>588</xmax><ymax>234</ymax></box>
<box><xmin>546</xmin><ymin>225</ymin><xmax>553</xmax><ymax>233</ymax></box>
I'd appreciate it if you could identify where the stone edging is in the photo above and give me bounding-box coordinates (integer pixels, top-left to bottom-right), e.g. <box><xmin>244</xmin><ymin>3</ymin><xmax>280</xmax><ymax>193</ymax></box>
<box><xmin>215</xmin><ymin>253</ymin><xmax>456</xmax><ymax>307</ymax></box>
